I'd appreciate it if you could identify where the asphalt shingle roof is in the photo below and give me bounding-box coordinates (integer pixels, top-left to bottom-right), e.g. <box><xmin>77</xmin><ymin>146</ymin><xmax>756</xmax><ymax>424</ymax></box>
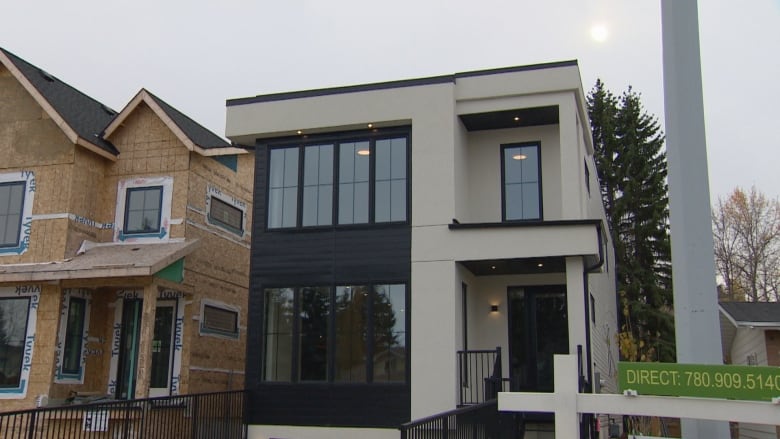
<box><xmin>145</xmin><ymin>90</ymin><xmax>230</xmax><ymax>149</ymax></box>
<box><xmin>1</xmin><ymin>48</ymin><xmax>119</xmax><ymax>156</ymax></box>
<box><xmin>720</xmin><ymin>301</ymin><xmax>780</xmax><ymax>324</ymax></box>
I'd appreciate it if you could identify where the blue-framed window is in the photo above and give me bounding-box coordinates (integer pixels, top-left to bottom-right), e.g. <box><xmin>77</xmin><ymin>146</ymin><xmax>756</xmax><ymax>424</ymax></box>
<box><xmin>0</xmin><ymin>182</ymin><xmax>26</xmax><ymax>248</ymax></box>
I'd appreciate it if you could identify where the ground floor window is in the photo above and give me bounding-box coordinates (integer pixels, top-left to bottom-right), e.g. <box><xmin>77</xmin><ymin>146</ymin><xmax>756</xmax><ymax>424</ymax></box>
<box><xmin>263</xmin><ymin>283</ymin><xmax>407</xmax><ymax>384</ymax></box>
<box><xmin>0</xmin><ymin>285</ymin><xmax>39</xmax><ymax>398</ymax></box>
<box><xmin>55</xmin><ymin>289</ymin><xmax>91</xmax><ymax>383</ymax></box>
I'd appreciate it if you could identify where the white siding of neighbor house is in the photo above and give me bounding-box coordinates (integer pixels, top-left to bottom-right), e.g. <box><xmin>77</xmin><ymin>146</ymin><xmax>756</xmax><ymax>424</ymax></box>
<box><xmin>731</xmin><ymin>328</ymin><xmax>776</xmax><ymax>439</ymax></box>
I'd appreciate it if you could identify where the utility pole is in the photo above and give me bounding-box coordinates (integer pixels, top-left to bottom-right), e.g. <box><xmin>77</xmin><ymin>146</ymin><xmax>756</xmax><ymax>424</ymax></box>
<box><xmin>661</xmin><ymin>0</ymin><xmax>729</xmax><ymax>437</ymax></box>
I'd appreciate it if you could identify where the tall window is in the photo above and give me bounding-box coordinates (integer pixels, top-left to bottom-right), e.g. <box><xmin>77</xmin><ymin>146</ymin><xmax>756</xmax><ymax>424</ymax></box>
<box><xmin>263</xmin><ymin>283</ymin><xmax>407</xmax><ymax>384</ymax></box>
<box><xmin>502</xmin><ymin>143</ymin><xmax>542</xmax><ymax>221</ymax></box>
<box><xmin>265</xmin><ymin>130</ymin><xmax>409</xmax><ymax>229</ymax></box>
<box><xmin>124</xmin><ymin>186</ymin><xmax>163</xmax><ymax>234</ymax></box>
<box><xmin>0</xmin><ymin>182</ymin><xmax>25</xmax><ymax>248</ymax></box>
<box><xmin>61</xmin><ymin>297</ymin><xmax>86</xmax><ymax>376</ymax></box>
<box><xmin>303</xmin><ymin>145</ymin><xmax>334</xmax><ymax>226</ymax></box>
<box><xmin>0</xmin><ymin>296</ymin><xmax>31</xmax><ymax>388</ymax></box>
<box><xmin>268</xmin><ymin>148</ymin><xmax>299</xmax><ymax>228</ymax></box>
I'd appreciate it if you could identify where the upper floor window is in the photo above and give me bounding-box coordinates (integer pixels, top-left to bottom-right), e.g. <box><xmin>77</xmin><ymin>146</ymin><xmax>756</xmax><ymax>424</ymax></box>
<box><xmin>502</xmin><ymin>143</ymin><xmax>542</xmax><ymax>221</ymax></box>
<box><xmin>124</xmin><ymin>186</ymin><xmax>163</xmax><ymax>234</ymax></box>
<box><xmin>209</xmin><ymin>196</ymin><xmax>244</xmax><ymax>234</ymax></box>
<box><xmin>0</xmin><ymin>182</ymin><xmax>25</xmax><ymax>248</ymax></box>
<box><xmin>114</xmin><ymin>176</ymin><xmax>173</xmax><ymax>242</ymax></box>
<box><xmin>266</xmin><ymin>129</ymin><xmax>409</xmax><ymax>229</ymax></box>
<box><xmin>0</xmin><ymin>171</ymin><xmax>34</xmax><ymax>256</ymax></box>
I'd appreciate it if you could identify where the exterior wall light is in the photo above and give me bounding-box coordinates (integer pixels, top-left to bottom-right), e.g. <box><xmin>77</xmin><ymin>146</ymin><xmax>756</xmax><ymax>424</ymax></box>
<box><xmin>490</xmin><ymin>304</ymin><xmax>499</xmax><ymax>313</ymax></box>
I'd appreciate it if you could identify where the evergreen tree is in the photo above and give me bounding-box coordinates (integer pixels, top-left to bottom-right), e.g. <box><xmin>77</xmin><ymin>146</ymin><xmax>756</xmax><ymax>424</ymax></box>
<box><xmin>588</xmin><ymin>81</ymin><xmax>675</xmax><ymax>362</ymax></box>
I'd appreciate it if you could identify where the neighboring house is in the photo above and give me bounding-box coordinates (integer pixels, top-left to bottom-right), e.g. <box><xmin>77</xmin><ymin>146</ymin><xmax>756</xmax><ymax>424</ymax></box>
<box><xmin>226</xmin><ymin>61</ymin><xmax>617</xmax><ymax>439</ymax></box>
<box><xmin>720</xmin><ymin>301</ymin><xmax>780</xmax><ymax>439</ymax></box>
<box><xmin>0</xmin><ymin>48</ymin><xmax>253</xmax><ymax>411</ymax></box>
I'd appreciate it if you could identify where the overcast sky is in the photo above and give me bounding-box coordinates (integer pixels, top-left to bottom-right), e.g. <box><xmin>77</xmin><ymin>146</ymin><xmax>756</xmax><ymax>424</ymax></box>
<box><xmin>2</xmin><ymin>0</ymin><xmax>778</xmax><ymax>202</ymax></box>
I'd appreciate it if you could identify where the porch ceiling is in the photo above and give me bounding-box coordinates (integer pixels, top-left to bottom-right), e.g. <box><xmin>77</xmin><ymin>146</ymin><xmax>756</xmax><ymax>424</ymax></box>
<box><xmin>458</xmin><ymin>105</ymin><xmax>559</xmax><ymax>131</ymax></box>
<box><xmin>460</xmin><ymin>256</ymin><xmax>565</xmax><ymax>276</ymax></box>
<box><xmin>0</xmin><ymin>239</ymin><xmax>199</xmax><ymax>283</ymax></box>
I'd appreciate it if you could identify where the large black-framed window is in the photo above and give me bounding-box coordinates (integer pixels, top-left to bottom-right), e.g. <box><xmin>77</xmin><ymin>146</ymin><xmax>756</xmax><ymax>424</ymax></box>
<box><xmin>501</xmin><ymin>143</ymin><xmax>542</xmax><ymax>221</ymax></box>
<box><xmin>262</xmin><ymin>283</ymin><xmax>408</xmax><ymax>384</ymax></box>
<box><xmin>124</xmin><ymin>186</ymin><xmax>163</xmax><ymax>234</ymax></box>
<box><xmin>0</xmin><ymin>181</ymin><xmax>26</xmax><ymax>248</ymax></box>
<box><xmin>265</xmin><ymin>128</ymin><xmax>410</xmax><ymax>230</ymax></box>
<box><xmin>0</xmin><ymin>296</ymin><xmax>31</xmax><ymax>388</ymax></box>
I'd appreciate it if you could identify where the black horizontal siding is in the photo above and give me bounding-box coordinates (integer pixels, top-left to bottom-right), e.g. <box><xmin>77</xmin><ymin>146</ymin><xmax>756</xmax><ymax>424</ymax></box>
<box><xmin>247</xmin><ymin>384</ymin><xmax>410</xmax><ymax>427</ymax></box>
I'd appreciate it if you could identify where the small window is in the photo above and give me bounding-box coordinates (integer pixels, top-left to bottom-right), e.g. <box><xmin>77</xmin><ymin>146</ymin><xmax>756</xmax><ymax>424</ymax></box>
<box><xmin>584</xmin><ymin>158</ymin><xmax>591</xmax><ymax>197</ymax></box>
<box><xmin>201</xmin><ymin>303</ymin><xmax>239</xmax><ymax>338</ymax></box>
<box><xmin>124</xmin><ymin>186</ymin><xmax>163</xmax><ymax>234</ymax></box>
<box><xmin>0</xmin><ymin>182</ymin><xmax>25</xmax><ymax>248</ymax></box>
<box><xmin>209</xmin><ymin>197</ymin><xmax>244</xmax><ymax>233</ymax></box>
<box><xmin>502</xmin><ymin>143</ymin><xmax>542</xmax><ymax>221</ymax></box>
<box><xmin>590</xmin><ymin>293</ymin><xmax>596</xmax><ymax>324</ymax></box>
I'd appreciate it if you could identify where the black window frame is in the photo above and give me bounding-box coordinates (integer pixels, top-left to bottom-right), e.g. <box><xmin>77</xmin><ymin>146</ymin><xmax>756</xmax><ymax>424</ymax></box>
<box><xmin>500</xmin><ymin>142</ymin><xmax>543</xmax><ymax>222</ymax></box>
<box><xmin>123</xmin><ymin>186</ymin><xmax>164</xmax><ymax>235</ymax></box>
<box><xmin>0</xmin><ymin>296</ymin><xmax>31</xmax><ymax>389</ymax></box>
<box><xmin>0</xmin><ymin>181</ymin><xmax>26</xmax><ymax>248</ymax></box>
<box><xmin>263</xmin><ymin>127</ymin><xmax>411</xmax><ymax>231</ymax></box>
<box><xmin>261</xmin><ymin>281</ymin><xmax>410</xmax><ymax>385</ymax></box>
<box><xmin>61</xmin><ymin>297</ymin><xmax>87</xmax><ymax>376</ymax></box>
<box><xmin>208</xmin><ymin>196</ymin><xmax>245</xmax><ymax>235</ymax></box>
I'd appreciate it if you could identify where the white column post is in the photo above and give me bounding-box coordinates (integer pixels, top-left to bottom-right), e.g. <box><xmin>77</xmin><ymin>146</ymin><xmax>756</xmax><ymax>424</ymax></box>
<box><xmin>661</xmin><ymin>0</ymin><xmax>729</xmax><ymax>437</ymax></box>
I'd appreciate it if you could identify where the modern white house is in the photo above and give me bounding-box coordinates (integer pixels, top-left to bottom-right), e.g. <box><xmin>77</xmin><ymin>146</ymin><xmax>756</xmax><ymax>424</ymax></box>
<box><xmin>226</xmin><ymin>61</ymin><xmax>618</xmax><ymax>439</ymax></box>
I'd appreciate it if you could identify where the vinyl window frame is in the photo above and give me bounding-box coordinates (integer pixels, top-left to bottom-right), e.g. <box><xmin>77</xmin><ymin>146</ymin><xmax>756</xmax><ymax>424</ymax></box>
<box><xmin>500</xmin><ymin>142</ymin><xmax>543</xmax><ymax>222</ymax></box>
<box><xmin>55</xmin><ymin>289</ymin><xmax>91</xmax><ymax>384</ymax></box>
<box><xmin>199</xmin><ymin>299</ymin><xmax>240</xmax><ymax>339</ymax></box>
<box><xmin>0</xmin><ymin>172</ymin><xmax>35</xmax><ymax>256</ymax></box>
<box><xmin>206</xmin><ymin>187</ymin><xmax>247</xmax><ymax>237</ymax></box>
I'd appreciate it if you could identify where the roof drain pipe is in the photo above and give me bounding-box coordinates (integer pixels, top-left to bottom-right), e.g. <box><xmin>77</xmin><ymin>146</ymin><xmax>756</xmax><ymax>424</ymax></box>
<box><xmin>581</xmin><ymin>221</ymin><xmax>605</xmax><ymax>439</ymax></box>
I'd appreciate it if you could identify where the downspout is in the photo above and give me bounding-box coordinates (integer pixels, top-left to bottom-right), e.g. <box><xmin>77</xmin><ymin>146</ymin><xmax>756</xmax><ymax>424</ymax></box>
<box><xmin>582</xmin><ymin>221</ymin><xmax>605</xmax><ymax>438</ymax></box>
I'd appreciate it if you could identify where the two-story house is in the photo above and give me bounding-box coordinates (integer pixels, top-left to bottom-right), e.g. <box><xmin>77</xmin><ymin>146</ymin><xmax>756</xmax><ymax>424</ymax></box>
<box><xmin>0</xmin><ymin>48</ymin><xmax>253</xmax><ymax>411</ymax></box>
<box><xmin>226</xmin><ymin>61</ymin><xmax>617</xmax><ymax>439</ymax></box>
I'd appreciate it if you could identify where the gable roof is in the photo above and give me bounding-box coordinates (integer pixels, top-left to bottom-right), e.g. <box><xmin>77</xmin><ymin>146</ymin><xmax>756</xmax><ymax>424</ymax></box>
<box><xmin>103</xmin><ymin>89</ymin><xmax>247</xmax><ymax>156</ymax></box>
<box><xmin>0</xmin><ymin>48</ymin><xmax>119</xmax><ymax>160</ymax></box>
<box><xmin>720</xmin><ymin>301</ymin><xmax>780</xmax><ymax>327</ymax></box>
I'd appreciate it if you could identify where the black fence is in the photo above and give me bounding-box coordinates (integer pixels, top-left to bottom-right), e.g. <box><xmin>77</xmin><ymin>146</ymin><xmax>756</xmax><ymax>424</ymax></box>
<box><xmin>0</xmin><ymin>390</ymin><xmax>246</xmax><ymax>439</ymax></box>
<box><xmin>457</xmin><ymin>347</ymin><xmax>508</xmax><ymax>406</ymax></box>
<box><xmin>399</xmin><ymin>400</ymin><xmax>521</xmax><ymax>439</ymax></box>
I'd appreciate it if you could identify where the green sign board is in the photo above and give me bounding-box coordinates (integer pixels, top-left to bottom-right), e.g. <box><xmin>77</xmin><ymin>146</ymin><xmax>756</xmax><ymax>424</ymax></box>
<box><xmin>618</xmin><ymin>362</ymin><xmax>780</xmax><ymax>402</ymax></box>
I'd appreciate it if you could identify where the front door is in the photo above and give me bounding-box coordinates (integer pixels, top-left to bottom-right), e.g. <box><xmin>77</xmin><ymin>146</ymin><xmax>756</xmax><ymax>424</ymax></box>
<box><xmin>507</xmin><ymin>285</ymin><xmax>569</xmax><ymax>392</ymax></box>
<box><xmin>149</xmin><ymin>300</ymin><xmax>176</xmax><ymax>397</ymax></box>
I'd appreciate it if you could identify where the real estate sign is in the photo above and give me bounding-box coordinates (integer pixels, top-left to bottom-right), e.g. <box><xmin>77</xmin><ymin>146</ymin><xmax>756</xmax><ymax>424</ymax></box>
<box><xmin>618</xmin><ymin>362</ymin><xmax>780</xmax><ymax>402</ymax></box>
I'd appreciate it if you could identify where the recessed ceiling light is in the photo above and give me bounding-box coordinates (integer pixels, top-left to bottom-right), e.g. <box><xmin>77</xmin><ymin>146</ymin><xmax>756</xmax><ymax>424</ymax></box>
<box><xmin>297</xmin><ymin>130</ymin><xmax>302</xmax><ymax>135</ymax></box>
<box><xmin>491</xmin><ymin>265</ymin><xmax>496</xmax><ymax>270</ymax></box>
<box><xmin>537</xmin><ymin>263</ymin><xmax>544</xmax><ymax>268</ymax></box>
<box><xmin>367</xmin><ymin>123</ymin><xmax>373</xmax><ymax>128</ymax></box>
<box><xmin>514</xmin><ymin>116</ymin><xmax>520</xmax><ymax>122</ymax></box>
<box><xmin>357</xmin><ymin>149</ymin><xmax>370</xmax><ymax>156</ymax></box>
<box><xmin>512</xmin><ymin>154</ymin><xmax>527</xmax><ymax>160</ymax></box>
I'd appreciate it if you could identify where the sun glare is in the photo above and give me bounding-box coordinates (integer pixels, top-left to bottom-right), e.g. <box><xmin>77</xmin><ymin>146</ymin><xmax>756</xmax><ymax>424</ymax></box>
<box><xmin>590</xmin><ymin>24</ymin><xmax>609</xmax><ymax>43</ymax></box>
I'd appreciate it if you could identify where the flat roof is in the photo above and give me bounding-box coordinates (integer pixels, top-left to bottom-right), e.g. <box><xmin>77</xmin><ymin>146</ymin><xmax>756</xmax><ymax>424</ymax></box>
<box><xmin>227</xmin><ymin>60</ymin><xmax>578</xmax><ymax>107</ymax></box>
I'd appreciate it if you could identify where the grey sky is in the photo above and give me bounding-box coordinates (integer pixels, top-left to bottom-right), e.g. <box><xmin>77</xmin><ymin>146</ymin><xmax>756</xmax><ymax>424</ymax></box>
<box><xmin>2</xmin><ymin>0</ymin><xmax>778</xmax><ymax>202</ymax></box>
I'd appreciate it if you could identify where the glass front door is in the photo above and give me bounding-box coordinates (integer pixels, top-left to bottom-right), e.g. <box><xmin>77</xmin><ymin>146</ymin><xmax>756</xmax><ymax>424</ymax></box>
<box><xmin>507</xmin><ymin>285</ymin><xmax>569</xmax><ymax>392</ymax></box>
<box><xmin>149</xmin><ymin>300</ymin><xmax>176</xmax><ymax>397</ymax></box>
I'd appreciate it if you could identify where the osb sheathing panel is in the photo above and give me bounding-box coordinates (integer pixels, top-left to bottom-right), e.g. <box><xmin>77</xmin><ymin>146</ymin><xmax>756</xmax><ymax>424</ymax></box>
<box><xmin>0</xmin><ymin>163</ymin><xmax>73</xmax><ymax>264</ymax></box>
<box><xmin>66</xmin><ymin>148</ymin><xmax>112</xmax><ymax>250</ymax></box>
<box><xmin>104</xmin><ymin>103</ymin><xmax>190</xmax><ymax>239</ymax></box>
<box><xmin>1</xmin><ymin>284</ymin><xmax>62</xmax><ymax>412</ymax></box>
<box><xmin>0</xmin><ymin>66</ymin><xmax>75</xmax><ymax>168</ymax></box>
<box><xmin>188</xmin><ymin>369</ymin><xmax>245</xmax><ymax>394</ymax></box>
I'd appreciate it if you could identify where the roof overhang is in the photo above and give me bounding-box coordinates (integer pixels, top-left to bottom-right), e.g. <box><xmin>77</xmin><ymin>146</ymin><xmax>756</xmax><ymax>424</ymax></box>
<box><xmin>0</xmin><ymin>239</ymin><xmax>199</xmax><ymax>283</ymax></box>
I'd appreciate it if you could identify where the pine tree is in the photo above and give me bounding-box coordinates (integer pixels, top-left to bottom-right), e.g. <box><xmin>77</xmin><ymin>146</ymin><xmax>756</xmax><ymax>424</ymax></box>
<box><xmin>588</xmin><ymin>81</ymin><xmax>675</xmax><ymax>362</ymax></box>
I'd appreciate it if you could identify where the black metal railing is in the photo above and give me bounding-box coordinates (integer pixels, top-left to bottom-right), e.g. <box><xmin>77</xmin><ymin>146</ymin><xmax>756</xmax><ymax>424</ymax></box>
<box><xmin>0</xmin><ymin>390</ymin><xmax>246</xmax><ymax>439</ymax></box>
<box><xmin>399</xmin><ymin>400</ymin><xmax>522</xmax><ymax>439</ymax></box>
<box><xmin>457</xmin><ymin>347</ymin><xmax>508</xmax><ymax>405</ymax></box>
